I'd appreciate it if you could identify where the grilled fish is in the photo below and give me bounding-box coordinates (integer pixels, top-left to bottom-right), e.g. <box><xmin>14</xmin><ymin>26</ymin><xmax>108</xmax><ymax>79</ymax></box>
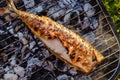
<box><xmin>6</xmin><ymin>0</ymin><xmax>104</xmax><ymax>73</ymax></box>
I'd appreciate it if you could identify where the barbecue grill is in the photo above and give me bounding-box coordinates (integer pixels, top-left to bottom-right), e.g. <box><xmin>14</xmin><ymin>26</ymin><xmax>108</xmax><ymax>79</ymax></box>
<box><xmin>0</xmin><ymin>0</ymin><xmax>120</xmax><ymax>80</ymax></box>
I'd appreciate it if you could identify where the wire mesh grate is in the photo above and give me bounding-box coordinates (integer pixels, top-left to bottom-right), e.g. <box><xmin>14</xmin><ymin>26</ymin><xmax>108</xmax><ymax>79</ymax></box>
<box><xmin>0</xmin><ymin>0</ymin><xmax>120</xmax><ymax>80</ymax></box>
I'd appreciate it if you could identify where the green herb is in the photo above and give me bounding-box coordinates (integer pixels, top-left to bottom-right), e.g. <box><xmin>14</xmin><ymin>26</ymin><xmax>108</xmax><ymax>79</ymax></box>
<box><xmin>102</xmin><ymin>0</ymin><xmax>120</xmax><ymax>36</ymax></box>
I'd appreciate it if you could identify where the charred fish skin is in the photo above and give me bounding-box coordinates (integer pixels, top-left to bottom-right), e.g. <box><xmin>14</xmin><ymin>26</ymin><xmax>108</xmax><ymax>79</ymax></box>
<box><xmin>7</xmin><ymin>0</ymin><xmax>104</xmax><ymax>73</ymax></box>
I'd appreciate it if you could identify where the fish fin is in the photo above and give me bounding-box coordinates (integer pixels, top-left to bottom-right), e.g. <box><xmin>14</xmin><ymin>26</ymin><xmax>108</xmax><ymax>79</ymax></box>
<box><xmin>6</xmin><ymin>0</ymin><xmax>18</xmax><ymax>13</ymax></box>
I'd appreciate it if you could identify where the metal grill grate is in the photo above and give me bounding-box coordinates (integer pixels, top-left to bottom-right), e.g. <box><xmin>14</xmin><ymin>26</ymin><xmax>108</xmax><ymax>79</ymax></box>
<box><xmin>0</xmin><ymin>0</ymin><xmax>120</xmax><ymax>80</ymax></box>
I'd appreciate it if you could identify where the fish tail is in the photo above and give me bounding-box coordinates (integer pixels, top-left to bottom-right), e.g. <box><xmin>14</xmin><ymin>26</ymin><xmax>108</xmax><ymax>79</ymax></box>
<box><xmin>6</xmin><ymin>0</ymin><xmax>18</xmax><ymax>13</ymax></box>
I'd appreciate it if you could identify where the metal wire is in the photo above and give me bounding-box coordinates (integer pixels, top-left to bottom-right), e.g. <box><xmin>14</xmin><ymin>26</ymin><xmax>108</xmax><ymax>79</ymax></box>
<box><xmin>97</xmin><ymin>68</ymin><xmax>116</xmax><ymax>80</ymax></box>
<box><xmin>89</xmin><ymin>58</ymin><xmax>120</xmax><ymax>76</ymax></box>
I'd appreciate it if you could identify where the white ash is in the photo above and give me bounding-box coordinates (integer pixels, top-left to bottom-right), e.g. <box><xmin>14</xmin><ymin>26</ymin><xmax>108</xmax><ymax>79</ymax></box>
<box><xmin>48</xmin><ymin>5</ymin><xmax>65</xmax><ymax>19</ymax></box>
<box><xmin>0</xmin><ymin>66</ymin><xmax>4</xmax><ymax>73</ymax></box>
<box><xmin>15</xmin><ymin>32</ymin><xmax>29</xmax><ymax>45</ymax></box>
<box><xmin>31</xmin><ymin>47</ymin><xmax>38</xmax><ymax>52</ymax></box>
<box><xmin>7</xmin><ymin>25</ymin><xmax>12</xmax><ymax>30</ymax></box>
<box><xmin>42</xmin><ymin>61</ymin><xmax>55</xmax><ymax>71</ymax></box>
<box><xmin>0</xmin><ymin>30</ymin><xmax>4</xmax><ymax>34</ymax></box>
<box><xmin>27</xmin><ymin>58</ymin><xmax>43</xmax><ymax>67</ymax></box>
<box><xmin>4</xmin><ymin>66</ymin><xmax>14</xmax><ymax>74</ymax></box>
<box><xmin>4</xmin><ymin>73</ymin><xmax>18</xmax><ymax>80</ymax></box>
<box><xmin>4</xmin><ymin>66</ymin><xmax>10</xmax><ymax>72</ymax></box>
<box><xmin>15</xmin><ymin>32</ymin><xmax>24</xmax><ymax>39</ymax></box>
<box><xmin>10</xmin><ymin>59</ymin><xmax>16</xmax><ymax>67</ymax></box>
<box><xmin>21</xmin><ymin>37</ymin><xmax>28</xmax><ymax>45</ymax></box>
<box><xmin>58</xmin><ymin>0</ymin><xmax>76</xmax><ymax>9</ymax></box>
<box><xmin>14</xmin><ymin>65</ymin><xmax>25</xmax><ymax>77</ymax></box>
<box><xmin>64</xmin><ymin>9</ymin><xmax>73</xmax><ymax>24</ymax></box>
<box><xmin>18</xmin><ymin>76</ymin><xmax>28</xmax><ymax>80</ymax></box>
<box><xmin>74</xmin><ymin>2</ymin><xmax>83</xmax><ymax>11</ymax></box>
<box><xmin>23</xmin><ymin>52</ymin><xmax>31</xmax><ymax>60</ymax></box>
<box><xmin>26</xmin><ymin>58</ymin><xmax>43</xmax><ymax>77</ymax></box>
<box><xmin>29</xmin><ymin>41</ymin><xmax>36</xmax><ymax>49</ymax></box>
<box><xmin>9</xmin><ymin>28</ymin><xmax>14</xmax><ymax>34</ymax></box>
<box><xmin>83</xmin><ymin>3</ymin><xmax>95</xmax><ymax>17</ymax></box>
<box><xmin>83</xmin><ymin>31</ymin><xmax>95</xmax><ymax>44</ymax></box>
<box><xmin>22</xmin><ymin>0</ymin><xmax>35</xmax><ymax>9</ymax></box>
<box><xmin>64</xmin><ymin>9</ymin><xmax>81</xmax><ymax>24</ymax></box>
<box><xmin>90</xmin><ymin>17</ymin><xmax>98</xmax><ymax>29</ymax></box>
<box><xmin>68</xmin><ymin>69</ymin><xmax>77</xmax><ymax>76</ymax></box>
<box><xmin>42</xmin><ymin>49</ymin><xmax>50</xmax><ymax>58</ymax></box>
<box><xmin>8</xmin><ymin>20</ymin><xmax>22</xmax><ymax>34</ymax></box>
<box><xmin>37</xmin><ymin>41</ymin><xmax>45</xmax><ymax>48</ymax></box>
<box><xmin>28</xmin><ymin>4</ymin><xmax>44</xmax><ymax>14</ymax></box>
<box><xmin>56</xmin><ymin>74</ymin><xmax>74</xmax><ymax>80</ymax></box>
<box><xmin>81</xmin><ymin>17</ymin><xmax>90</xmax><ymax>30</ymax></box>
<box><xmin>8</xmin><ymin>56</ymin><xmax>16</xmax><ymax>66</ymax></box>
